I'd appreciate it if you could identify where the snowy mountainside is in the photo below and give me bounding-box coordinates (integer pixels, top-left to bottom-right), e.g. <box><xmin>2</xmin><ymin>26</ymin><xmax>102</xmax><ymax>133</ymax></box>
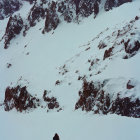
<box><xmin>0</xmin><ymin>0</ymin><xmax>134</xmax><ymax>50</ymax></box>
<box><xmin>0</xmin><ymin>0</ymin><xmax>132</xmax><ymax>20</ymax></box>
<box><xmin>0</xmin><ymin>0</ymin><xmax>140</xmax><ymax>115</ymax></box>
<box><xmin>58</xmin><ymin>15</ymin><xmax>140</xmax><ymax>117</ymax></box>
<box><xmin>0</xmin><ymin>0</ymin><xmax>140</xmax><ymax>140</ymax></box>
<box><xmin>0</xmin><ymin>0</ymin><xmax>34</xmax><ymax>20</ymax></box>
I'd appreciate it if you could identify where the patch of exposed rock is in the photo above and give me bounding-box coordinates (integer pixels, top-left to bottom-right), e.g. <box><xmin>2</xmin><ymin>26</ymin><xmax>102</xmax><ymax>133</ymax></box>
<box><xmin>75</xmin><ymin>79</ymin><xmax>140</xmax><ymax>118</ymax></box>
<box><xmin>4</xmin><ymin>85</ymin><xmax>40</xmax><ymax>112</ymax></box>
<box><xmin>3</xmin><ymin>14</ymin><xmax>23</xmax><ymax>49</ymax></box>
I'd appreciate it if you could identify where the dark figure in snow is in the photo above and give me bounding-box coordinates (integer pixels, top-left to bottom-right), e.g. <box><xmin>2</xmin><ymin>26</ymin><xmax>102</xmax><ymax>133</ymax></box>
<box><xmin>53</xmin><ymin>133</ymin><xmax>60</xmax><ymax>140</ymax></box>
<box><xmin>74</xmin><ymin>0</ymin><xmax>81</xmax><ymax>15</ymax></box>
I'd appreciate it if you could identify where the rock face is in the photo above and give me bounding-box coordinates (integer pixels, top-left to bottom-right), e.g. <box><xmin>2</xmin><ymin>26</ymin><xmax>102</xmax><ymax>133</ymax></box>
<box><xmin>3</xmin><ymin>86</ymin><xmax>62</xmax><ymax>112</ymax></box>
<box><xmin>0</xmin><ymin>0</ymin><xmax>133</xmax><ymax>21</ymax></box>
<box><xmin>27</xmin><ymin>2</ymin><xmax>46</xmax><ymax>27</ymax></box>
<box><xmin>75</xmin><ymin>79</ymin><xmax>140</xmax><ymax>118</ymax></box>
<box><xmin>0</xmin><ymin>0</ymin><xmax>22</xmax><ymax>20</ymax></box>
<box><xmin>0</xmin><ymin>0</ymin><xmax>37</xmax><ymax>20</ymax></box>
<box><xmin>43</xmin><ymin>90</ymin><xmax>60</xmax><ymax>110</ymax></box>
<box><xmin>103</xmin><ymin>47</ymin><xmax>114</xmax><ymax>60</ymax></box>
<box><xmin>105</xmin><ymin>0</ymin><xmax>132</xmax><ymax>11</ymax></box>
<box><xmin>24</xmin><ymin>0</ymin><xmax>132</xmax><ymax>34</ymax></box>
<box><xmin>4</xmin><ymin>86</ymin><xmax>40</xmax><ymax>112</ymax></box>
<box><xmin>0</xmin><ymin>0</ymin><xmax>134</xmax><ymax>46</ymax></box>
<box><xmin>124</xmin><ymin>40</ymin><xmax>140</xmax><ymax>57</ymax></box>
<box><xmin>43</xmin><ymin>1</ymin><xmax>60</xmax><ymax>33</ymax></box>
<box><xmin>77</xmin><ymin>0</ymin><xmax>100</xmax><ymax>18</ymax></box>
<box><xmin>3</xmin><ymin>14</ymin><xmax>23</xmax><ymax>49</ymax></box>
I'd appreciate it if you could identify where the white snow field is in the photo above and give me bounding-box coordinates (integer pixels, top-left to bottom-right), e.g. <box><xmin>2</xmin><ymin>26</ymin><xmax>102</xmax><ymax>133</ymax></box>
<box><xmin>1</xmin><ymin>110</ymin><xmax>140</xmax><ymax>140</ymax></box>
<box><xmin>0</xmin><ymin>0</ymin><xmax>140</xmax><ymax>140</ymax></box>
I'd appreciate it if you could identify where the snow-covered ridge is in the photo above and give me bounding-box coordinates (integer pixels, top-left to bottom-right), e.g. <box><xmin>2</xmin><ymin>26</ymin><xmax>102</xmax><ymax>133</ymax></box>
<box><xmin>0</xmin><ymin>0</ymin><xmax>132</xmax><ymax>20</ymax></box>
<box><xmin>0</xmin><ymin>15</ymin><xmax>140</xmax><ymax>117</ymax></box>
<box><xmin>0</xmin><ymin>0</ymin><xmax>133</xmax><ymax>49</ymax></box>
<box><xmin>0</xmin><ymin>0</ymin><xmax>140</xmax><ymax>118</ymax></box>
<box><xmin>56</xmin><ymin>15</ymin><xmax>140</xmax><ymax>117</ymax></box>
<box><xmin>1</xmin><ymin>1</ymin><xmax>140</xmax><ymax>140</ymax></box>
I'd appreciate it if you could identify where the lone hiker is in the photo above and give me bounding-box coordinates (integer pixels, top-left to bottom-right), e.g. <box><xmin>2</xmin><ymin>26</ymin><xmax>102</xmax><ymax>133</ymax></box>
<box><xmin>53</xmin><ymin>133</ymin><xmax>60</xmax><ymax>140</ymax></box>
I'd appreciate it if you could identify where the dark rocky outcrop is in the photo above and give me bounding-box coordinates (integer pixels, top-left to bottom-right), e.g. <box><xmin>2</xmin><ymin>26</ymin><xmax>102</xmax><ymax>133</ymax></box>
<box><xmin>58</xmin><ymin>1</ymin><xmax>74</xmax><ymax>23</ymax></box>
<box><xmin>42</xmin><ymin>1</ymin><xmax>60</xmax><ymax>33</ymax></box>
<box><xmin>111</xmin><ymin>94</ymin><xmax>140</xmax><ymax>117</ymax></box>
<box><xmin>0</xmin><ymin>0</ymin><xmax>133</xmax><ymax>39</ymax></box>
<box><xmin>27</xmin><ymin>2</ymin><xmax>46</xmax><ymax>27</ymax></box>
<box><xmin>103</xmin><ymin>47</ymin><xmax>114</xmax><ymax>60</ymax></box>
<box><xmin>93</xmin><ymin>0</ymin><xmax>100</xmax><ymax>18</ymax></box>
<box><xmin>0</xmin><ymin>0</ymin><xmax>133</xmax><ymax>23</ymax></box>
<box><xmin>0</xmin><ymin>0</ymin><xmax>22</xmax><ymax>20</ymax></box>
<box><xmin>78</xmin><ymin>0</ymin><xmax>100</xmax><ymax>18</ymax></box>
<box><xmin>127</xmin><ymin>80</ymin><xmax>135</xmax><ymax>89</ymax></box>
<box><xmin>43</xmin><ymin>90</ymin><xmax>60</xmax><ymax>110</ymax></box>
<box><xmin>3</xmin><ymin>14</ymin><xmax>23</xmax><ymax>49</ymax></box>
<box><xmin>105</xmin><ymin>0</ymin><xmax>132</xmax><ymax>11</ymax></box>
<box><xmin>3</xmin><ymin>86</ymin><xmax>62</xmax><ymax>112</ymax></box>
<box><xmin>124</xmin><ymin>40</ymin><xmax>140</xmax><ymax>57</ymax></box>
<box><xmin>23</xmin><ymin>1</ymin><xmax>46</xmax><ymax>36</ymax></box>
<box><xmin>98</xmin><ymin>41</ymin><xmax>107</xmax><ymax>49</ymax></box>
<box><xmin>0</xmin><ymin>0</ymin><xmax>36</xmax><ymax>20</ymax></box>
<box><xmin>75</xmin><ymin>79</ymin><xmax>140</xmax><ymax>118</ymax></box>
<box><xmin>0</xmin><ymin>0</ymin><xmax>132</xmax><ymax>20</ymax></box>
<box><xmin>4</xmin><ymin>86</ymin><xmax>40</xmax><ymax>112</ymax></box>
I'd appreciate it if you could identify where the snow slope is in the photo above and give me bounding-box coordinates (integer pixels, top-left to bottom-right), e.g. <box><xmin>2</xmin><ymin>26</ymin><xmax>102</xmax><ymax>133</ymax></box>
<box><xmin>1</xmin><ymin>110</ymin><xmax>140</xmax><ymax>140</ymax></box>
<box><xmin>0</xmin><ymin>0</ymin><xmax>140</xmax><ymax>140</ymax></box>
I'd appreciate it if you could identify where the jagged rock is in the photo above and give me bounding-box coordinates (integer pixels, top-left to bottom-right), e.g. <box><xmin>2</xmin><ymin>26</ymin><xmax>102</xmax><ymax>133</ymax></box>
<box><xmin>4</xmin><ymin>86</ymin><xmax>40</xmax><ymax>112</ymax></box>
<box><xmin>63</xmin><ymin>10</ymin><xmax>73</xmax><ymax>23</ymax></box>
<box><xmin>75</xmin><ymin>79</ymin><xmax>140</xmax><ymax>118</ymax></box>
<box><xmin>98</xmin><ymin>41</ymin><xmax>107</xmax><ymax>49</ymax></box>
<box><xmin>74</xmin><ymin>0</ymin><xmax>80</xmax><ymax>15</ymax></box>
<box><xmin>103</xmin><ymin>47</ymin><xmax>114</xmax><ymax>60</ymax></box>
<box><xmin>111</xmin><ymin>95</ymin><xmax>140</xmax><ymax>118</ymax></box>
<box><xmin>127</xmin><ymin>80</ymin><xmax>135</xmax><ymax>89</ymax></box>
<box><xmin>124</xmin><ymin>40</ymin><xmax>140</xmax><ymax>56</ymax></box>
<box><xmin>27</xmin><ymin>2</ymin><xmax>45</xmax><ymax>27</ymax></box>
<box><xmin>105</xmin><ymin>0</ymin><xmax>132</xmax><ymax>11</ymax></box>
<box><xmin>59</xmin><ymin>1</ymin><xmax>74</xmax><ymax>23</ymax></box>
<box><xmin>3</xmin><ymin>87</ymin><xmax>61</xmax><ymax>112</ymax></box>
<box><xmin>93</xmin><ymin>0</ymin><xmax>100</xmax><ymax>18</ymax></box>
<box><xmin>0</xmin><ymin>0</ymin><xmax>22</xmax><ymax>20</ymax></box>
<box><xmin>0</xmin><ymin>0</ymin><xmax>37</xmax><ymax>20</ymax></box>
<box><xmin>1</xmin><ymin>0</ymin><xmax>132</xmax><ymax>36</ymax></box>
<box><xmin>58</xmin><ymin>1</ymin><xmax>67</xmax><ymax>14</ymax></box>
<box><xmin>78</xmin><ymin>0</ymin><xmax>100</xmax><ymax>17</ymax></box>
<box><xmin>3</xmin><ymin>14</ymin><xmax>23</xmax><ymax>49</ymax></box>
<box><xmin>43</xmin><ymin>1</ymin><xmax>60</xmax><ymax>33</ymax></box>
<box><xmin>55</xmin><ymin>80</ymin><xmax>61</xmax><ymax>86</ymax></box>
<box><xmin>22</xmin><ymin>0</ymin><xmax>46</xmax><ymax>35</ymax></box>
<box><xmin>43</xmin><ymin>90</ymin><xmax>60</xmax><ymax>110</ymax></box>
